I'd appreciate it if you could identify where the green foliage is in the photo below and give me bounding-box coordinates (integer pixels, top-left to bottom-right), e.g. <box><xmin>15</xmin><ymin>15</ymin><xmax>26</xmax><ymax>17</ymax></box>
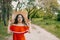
<box><xmin>57</xmin><ymin>14</ymin><xmax>60</xmax><ymax>21</ymax></box>
<box><xmin>43</xmin><ymin>13</ymin><xmax>53</xmax><ymax>19</ymax></box>
<box><xmin>32</xmin><ymin>18</ymin><xmax>60</xmax><ymax>38</ymax></box>
<box><xmin>57</xmin><ymin>10</ymin><xmax>60</xmax><ymax>21</ymax></box>
<box><xmin>36</xmin><ymin>9</ymin><xmax>45</xmax><ymax>18</ymax></box>
<box><xmin>0</xmin><ymin>22</ymin><xmax>11</xmax><ymax>40</ymax></box>
<box><xmin>13</xmin><ymin>0</ymin><xmax>17</xmax><ymax>1</ymax></box>
<box><xmin>0</xmin><ymin>0</ymin><xmax>12</xmax><ymax>26</ymax></box>
<box><xmin>28</xmin><ymin>7</ymin><xmax>54</xmax><ymax>20</ymax></box>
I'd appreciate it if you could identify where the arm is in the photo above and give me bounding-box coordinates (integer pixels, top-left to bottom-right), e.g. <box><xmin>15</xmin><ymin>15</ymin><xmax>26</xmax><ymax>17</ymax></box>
<box><xmin>27</xmin><ymin>20</ymin><xmax>31</xmax><ymax>33</ymax></box>
<box><xmin>7</xmin><ymin>20</ymin><xmax>12</xmax><ymax>34</ymax></box>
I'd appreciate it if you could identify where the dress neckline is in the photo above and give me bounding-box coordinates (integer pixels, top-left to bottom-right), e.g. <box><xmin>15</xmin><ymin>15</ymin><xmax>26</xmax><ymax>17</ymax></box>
<box><xmin>12</xmin><ymin>24</ymin><xmax>27</xmax><ymax>27</ymax></box>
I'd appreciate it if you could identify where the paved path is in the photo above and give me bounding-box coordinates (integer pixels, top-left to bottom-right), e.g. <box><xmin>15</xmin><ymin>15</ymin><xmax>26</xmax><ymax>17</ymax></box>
<box><xmin>7</xmin><ymin>24</ymin><xmax>60</xmax><ymax>40</ymax></box>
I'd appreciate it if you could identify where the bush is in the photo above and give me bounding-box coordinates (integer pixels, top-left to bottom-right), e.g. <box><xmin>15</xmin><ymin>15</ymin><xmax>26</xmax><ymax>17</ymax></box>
<box><xmin>57</xmin><ymin>13</ymin><xmax>60</xmax><ymax>21</ymax></box>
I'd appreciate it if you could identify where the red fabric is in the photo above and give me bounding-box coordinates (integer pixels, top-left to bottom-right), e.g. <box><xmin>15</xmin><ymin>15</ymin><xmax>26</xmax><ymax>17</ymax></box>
<box><xmin>10</xmin><ymin>25</ymin><xmax>29</xmax><ymax>40</ymax></box>
<box><xmin>13</xmin><ymin>33</ymin><xmax>25</xmax><ymax>40</ymax></box>
<box><xmin>10</xmin><ymin>25</ymin><xmax>29</xmax><ymax>33</ymax></box>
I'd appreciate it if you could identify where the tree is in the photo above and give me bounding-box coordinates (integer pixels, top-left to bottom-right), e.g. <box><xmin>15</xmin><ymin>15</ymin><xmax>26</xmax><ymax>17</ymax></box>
<box><xmin>0</xmin><ymin>0</ymin><xmax>12</xmax><ymax>26</ymax></box>
<box><xmin>57</xmin><ymin>10</ymin><xmax>60</xmax><ymax>21</ymax></box>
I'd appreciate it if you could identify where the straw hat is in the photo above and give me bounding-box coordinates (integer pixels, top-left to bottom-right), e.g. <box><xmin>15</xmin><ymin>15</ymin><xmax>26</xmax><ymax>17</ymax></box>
<box><xmin>12</xmin><ymin>9</ymin><xmax>29</xmax><ymax>23</ymax></box>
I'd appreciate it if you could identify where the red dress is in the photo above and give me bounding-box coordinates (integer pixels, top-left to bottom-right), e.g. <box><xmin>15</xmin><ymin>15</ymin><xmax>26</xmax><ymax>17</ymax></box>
<box><xmin>10</xmin><ymin>25</ymin><xmax>29</xmax><ymax>40</ymax></box>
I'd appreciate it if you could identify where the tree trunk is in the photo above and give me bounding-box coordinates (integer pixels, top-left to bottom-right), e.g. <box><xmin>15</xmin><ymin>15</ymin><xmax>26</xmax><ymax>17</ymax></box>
<box><xmin>1</xmin><ymin>0</ymin><xmax>7</xmax><ymax>26</ymax></box>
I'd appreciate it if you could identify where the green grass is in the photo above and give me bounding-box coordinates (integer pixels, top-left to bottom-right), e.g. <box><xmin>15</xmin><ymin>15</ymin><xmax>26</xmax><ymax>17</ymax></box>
<box><xmin>32</xmin><ymin>18</ymin><xmax>60</xmax><ymax>38</ymax></box>
<box><xmin>0</xmin><ymin>22</ymin><xmax>11</xmax><ymax>40</ymax></box>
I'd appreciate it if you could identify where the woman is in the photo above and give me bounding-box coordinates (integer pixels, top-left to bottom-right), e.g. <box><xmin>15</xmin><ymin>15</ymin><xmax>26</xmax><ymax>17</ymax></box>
<box><xmin>8</xmin><ymin>14</ymin><xmax>30</xmax><ymax>40</ymax></box>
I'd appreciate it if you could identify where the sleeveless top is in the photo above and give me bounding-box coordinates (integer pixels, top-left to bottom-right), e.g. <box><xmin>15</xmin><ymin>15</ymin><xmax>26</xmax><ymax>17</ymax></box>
<box><xmin>10</xmin><ymin>25</ymin><xmax>29</xmax><ymax>33</ymax></box>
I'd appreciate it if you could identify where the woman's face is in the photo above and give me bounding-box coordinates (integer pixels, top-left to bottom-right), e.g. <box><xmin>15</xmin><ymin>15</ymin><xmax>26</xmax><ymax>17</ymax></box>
<box><xmin>18</xmin><ymin>15</ymin><xmax>23</xmax><ymax>23</ymax></box>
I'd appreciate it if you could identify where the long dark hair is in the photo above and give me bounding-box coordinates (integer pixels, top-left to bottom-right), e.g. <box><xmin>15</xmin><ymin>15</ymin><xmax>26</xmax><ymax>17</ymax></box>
<box><xmin>14</xmin><ymin>14</ymin><xmax>27</xmax><ymax>25</ymax></box>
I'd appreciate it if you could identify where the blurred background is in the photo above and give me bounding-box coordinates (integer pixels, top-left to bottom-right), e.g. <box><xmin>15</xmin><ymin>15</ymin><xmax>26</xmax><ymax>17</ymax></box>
<box><xmin>0</xmin><ymin>0</ymin><xmax>60</xmax><ymax>40</ymax></box>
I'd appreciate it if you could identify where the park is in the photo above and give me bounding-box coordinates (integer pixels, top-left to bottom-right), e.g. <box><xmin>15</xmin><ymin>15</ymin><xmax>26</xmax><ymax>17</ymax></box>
<box><xmin>0</xmin><ymin>0</ymin><xmax>60</xmax><ymax>40</ymax></box>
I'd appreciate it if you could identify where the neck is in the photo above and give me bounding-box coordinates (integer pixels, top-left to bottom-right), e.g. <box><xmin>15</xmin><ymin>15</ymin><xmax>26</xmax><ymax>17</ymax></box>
<box><xmin>18</xmin><ymin>22</ymin><xmax>22</xmax><ymax>24</ymax></box>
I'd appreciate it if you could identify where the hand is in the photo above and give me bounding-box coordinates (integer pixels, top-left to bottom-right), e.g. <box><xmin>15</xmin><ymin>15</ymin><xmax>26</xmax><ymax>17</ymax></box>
<box><xmin>28</xmin><ymin>20</ymin><xmax>31</xmax><ymax>24</ymax></box>
<box><xmin>28</xmin><ymin>31</ymin><xmax>30</xmax><ymax>33</ymax></box>
<box><xmin>7</xmin><ymin>30</ymin><xmax>11</xmax><ymax>34</ymax></box>
<box><xmin>28</xmin><ymin>30</ymin><xmax>31</xmax><ymax>33</ymax></box>
<box><xmin>8</xmin><ymin>20</ymin><xmax>11</xmax><ymax>25</ymax></box>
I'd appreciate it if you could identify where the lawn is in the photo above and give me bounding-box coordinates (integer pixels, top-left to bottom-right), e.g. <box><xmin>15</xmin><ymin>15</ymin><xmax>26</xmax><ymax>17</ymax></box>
<box><xmin>32</xmin><ymin>18</ymin><xmax>60</xmax><ymax>38</ymax></box>
<box><xmin>0</xmin><ymin>22</ymin><xmax>11</xmax><ymax>40</ymax></box>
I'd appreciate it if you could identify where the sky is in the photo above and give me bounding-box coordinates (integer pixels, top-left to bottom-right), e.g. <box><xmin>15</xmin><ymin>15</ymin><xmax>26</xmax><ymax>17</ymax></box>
<box><xmin>57</xmin><ymin>0</ymin><xmax>60</xmax><ymax>4</ymax></box>
<box><xmin>11</xmin><ymin>0</ymin><xmax>29</xmax><ymax>10</ymax></box>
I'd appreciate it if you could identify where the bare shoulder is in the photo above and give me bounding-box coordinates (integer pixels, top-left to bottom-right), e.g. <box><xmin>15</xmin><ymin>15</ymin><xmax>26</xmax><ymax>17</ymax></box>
<box><xmin>12</xmin><ymin>24</ymin><xmax>17</xmax><ymax>26</ymax></box>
